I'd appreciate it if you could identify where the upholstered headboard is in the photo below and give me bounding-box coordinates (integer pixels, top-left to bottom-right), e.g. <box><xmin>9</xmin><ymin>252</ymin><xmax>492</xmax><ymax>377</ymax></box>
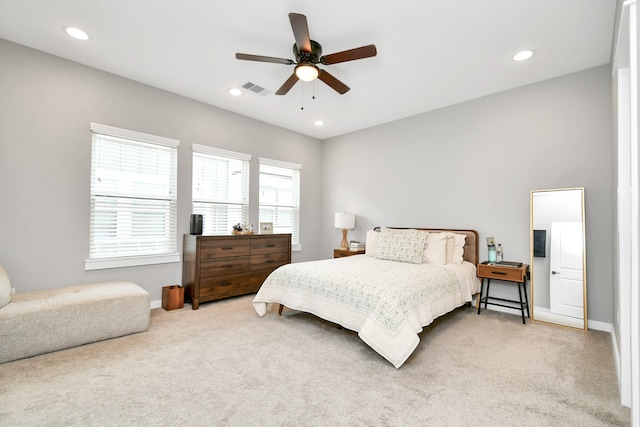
<box><xmin>376</xmin><ymin>227</ymin><xmax>479</xmax><ymax>265</ymax></box>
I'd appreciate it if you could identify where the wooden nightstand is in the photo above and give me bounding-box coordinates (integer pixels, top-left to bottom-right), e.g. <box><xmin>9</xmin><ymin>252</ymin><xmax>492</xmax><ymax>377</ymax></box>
<box><xmin>333</xmin><ymin>249</ymin><xmax>365</xmax><ymax>258</ymax></box>
<box><xmin>477</xmin><ymin>262</ymin><xmax>530</xmax><ymax>324</ymax></box>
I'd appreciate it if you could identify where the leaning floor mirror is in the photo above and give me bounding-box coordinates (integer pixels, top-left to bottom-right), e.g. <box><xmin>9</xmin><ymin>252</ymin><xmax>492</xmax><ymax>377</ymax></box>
<box><xmin>530</xmin><ymin>188</ymin><xmax>587</xmax><ymax>330</ymax></box>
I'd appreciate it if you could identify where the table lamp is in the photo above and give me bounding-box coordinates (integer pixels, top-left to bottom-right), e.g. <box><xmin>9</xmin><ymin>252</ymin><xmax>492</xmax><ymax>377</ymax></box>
<box><xmin>335</xmin><ymin>212</ymin><xmax>356</xmax><ymax>250</ymax></box>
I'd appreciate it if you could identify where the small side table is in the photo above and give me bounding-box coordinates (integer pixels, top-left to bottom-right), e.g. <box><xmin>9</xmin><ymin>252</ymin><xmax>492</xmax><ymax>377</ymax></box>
<box><xmin>477</xmin><ymin>262</ymin><xmax>530</xmax><ymax>324</ymax></box>
<box><xmin>334</xmin><ymin>249</ymin><xmax>365</xmax><ymax>258</ymax></box>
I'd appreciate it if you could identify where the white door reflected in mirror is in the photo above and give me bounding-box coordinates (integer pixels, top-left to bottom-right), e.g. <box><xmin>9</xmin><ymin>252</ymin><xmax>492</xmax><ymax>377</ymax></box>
<box><xmin>549</xmin><ymin>221</ymin><xmax>584</xmax><ymax>319</ymax></box>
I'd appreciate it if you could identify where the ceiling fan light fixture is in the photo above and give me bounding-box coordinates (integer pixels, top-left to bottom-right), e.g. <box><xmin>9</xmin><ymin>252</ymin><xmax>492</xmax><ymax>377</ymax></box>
<box><xmin>295</xmin><ymin>63</ymin><xmax>319</xmax><ymax>82</ymax></box>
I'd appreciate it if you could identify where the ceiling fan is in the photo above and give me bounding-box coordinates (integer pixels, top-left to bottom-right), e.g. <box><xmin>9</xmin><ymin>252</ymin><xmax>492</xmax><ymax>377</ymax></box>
<box><xmin>235</xmin><ymin>13</ymin><xmax>377</xmax><ymax>95</ymax></box>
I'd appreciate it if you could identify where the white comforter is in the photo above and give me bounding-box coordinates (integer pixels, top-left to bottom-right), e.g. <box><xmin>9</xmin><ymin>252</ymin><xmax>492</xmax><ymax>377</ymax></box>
<box><xmin>252</xmin><ymin>255</ymin><xmax>480</xmax><ymax>368</ymax></box>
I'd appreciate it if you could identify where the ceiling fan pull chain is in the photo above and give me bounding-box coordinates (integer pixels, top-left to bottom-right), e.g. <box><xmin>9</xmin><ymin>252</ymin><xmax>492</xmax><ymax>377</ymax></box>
<box><xmin>312</xmin><ymin>80</ymin><xmax>316</xmax><ymax>100</ymax></box>
<box><xmin>300</xmin><ymin>83</ymin><xmax>304</xmax><ymax>110</ymax></box>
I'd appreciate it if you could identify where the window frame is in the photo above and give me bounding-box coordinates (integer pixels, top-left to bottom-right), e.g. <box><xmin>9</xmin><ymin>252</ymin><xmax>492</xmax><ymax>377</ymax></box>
<box><xmin>85</xmin><ymin>123</ymin><xmax>180</xmax><ymax>271</ymax></box>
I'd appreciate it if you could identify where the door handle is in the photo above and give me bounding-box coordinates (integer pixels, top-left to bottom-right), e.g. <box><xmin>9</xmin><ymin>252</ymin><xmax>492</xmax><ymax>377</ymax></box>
<box><xmin>552</xmin><ymin>271</ymin><xmax>559</xmax><ymax>275</ymax></box>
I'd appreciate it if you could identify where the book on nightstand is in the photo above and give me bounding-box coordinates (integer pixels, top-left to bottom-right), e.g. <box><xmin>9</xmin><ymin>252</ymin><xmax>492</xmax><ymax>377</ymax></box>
<box><xmin>495</xmin><ymin>261</ymin><xmax>523</xmax><ymax>268</ymax></box>
<box><xmin>349</xmin><ymin>241</ymin><xmax>365</xmax><ymax>251</ymax></box>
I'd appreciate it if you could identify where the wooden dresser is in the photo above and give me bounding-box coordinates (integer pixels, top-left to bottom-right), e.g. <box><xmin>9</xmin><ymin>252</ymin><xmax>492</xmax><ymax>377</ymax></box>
<box><xmin>182</xmin><ymin>234</ymin><xmax>291</xmax><ymax>309</ymax></box>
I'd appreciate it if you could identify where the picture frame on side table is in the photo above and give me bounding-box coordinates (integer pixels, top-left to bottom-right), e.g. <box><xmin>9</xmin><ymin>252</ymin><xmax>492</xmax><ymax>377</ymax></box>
<box><xmin>260</xmin><ymin>222</ymin><xmax>273</xmax><ymax>234</ymax></box>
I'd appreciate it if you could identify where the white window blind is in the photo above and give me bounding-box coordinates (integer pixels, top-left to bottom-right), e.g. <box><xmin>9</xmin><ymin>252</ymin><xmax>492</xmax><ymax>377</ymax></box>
<box><xmin>259</xmin><ymin>158</ymin><xmax>301</xmax><ymax>246</ymax></box>
<box><xmin>88</xmin><ymin>123</ymin><xmax>179</xmax><ymax>265</ymax></box>
<box><xmin>192</xmin><ymin>144</ymin><xmax>250</xmax><ymax>234</ymax></box>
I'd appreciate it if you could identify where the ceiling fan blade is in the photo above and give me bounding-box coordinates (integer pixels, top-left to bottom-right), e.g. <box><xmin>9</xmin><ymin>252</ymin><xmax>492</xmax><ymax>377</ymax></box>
<box><xmin>275</xmin><ymin>72</ymin><xmax>300</xmax><ymax>95</ymax></box>
<box><xmin>289</xmin><ymin>13</ymin><xmax>311</xmax><ymax>53</ymax></box>
<box><xmin>236</xmin><ymin>53</ymin><xmax>294</xmax><ymax>65</ymax></box>
<box><xmin>317</xmin><ymin>69</ymin><xmax>350</xmax><ymax>94</ymax></box>
<box><xmin>321</xmin><ymin>45</ymin><xmax>377</xmax><ymax>65</ymax></box>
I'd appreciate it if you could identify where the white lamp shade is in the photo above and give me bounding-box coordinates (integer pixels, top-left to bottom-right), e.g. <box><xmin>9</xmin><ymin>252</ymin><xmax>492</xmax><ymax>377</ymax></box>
<box><xmin>334</xmin><ymin>212</ymin><xmax>355</xmax><ymax>229</ymax></box>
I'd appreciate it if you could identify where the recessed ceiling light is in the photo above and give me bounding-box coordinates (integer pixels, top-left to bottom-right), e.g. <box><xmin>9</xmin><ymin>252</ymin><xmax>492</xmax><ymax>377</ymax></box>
<box><xmin>513</xmin><ymin>50</ymin><xmax>534</xmax><ymax>61</ymax></box>
<box><xmin>65</xmin><ymin>27</ymin><xmax>89</xmax><ymax>41</ymax></box>
<box><xmin>314</xmin><ymin>120</ymin><xmax>324</xmax><ymax>127</ymax></box>
<box><xmin>228</xmin><ymin>88</ymin><xmax>242</xmax><ymax>96</ymax></box>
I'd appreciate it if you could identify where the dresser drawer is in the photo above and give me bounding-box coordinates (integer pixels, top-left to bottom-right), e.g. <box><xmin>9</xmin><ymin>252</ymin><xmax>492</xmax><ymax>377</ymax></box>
<box><xmin>200</xmin><ymin>256</ymin><xmax>250</xmax><ymax>278</ymax></box>
<box><xmin>200</xmin><ymin>238</ymin><xmax>250</xmax><ymax>258</ymax></box>
<box><xmin>251</xmin><ymin>251</ymin><xmax>290</xmax><ymax>272</ymax></box>
<box><xmin>477</xmin><ymin>263</ymin><xmax>526</xmax><ymax>282</ymax></box>
<box><xmin>199</xmin><ymin>274</ymin><xmax>254</xmax><ymax>300</ymax></box>
<box><xmin>250</xmin><ymin>270</ymin><xmax>272</xmax><ymax>287</ymax></box>
<box><xmin>251</xmin><ymin>236</ymin><xmax>290</xmax><ymax>254</ymax></box>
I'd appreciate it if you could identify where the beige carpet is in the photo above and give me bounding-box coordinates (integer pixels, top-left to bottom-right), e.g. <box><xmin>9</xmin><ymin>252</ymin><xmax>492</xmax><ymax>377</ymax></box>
<box><xmin>0</xmin><ymin>295</ymin><xmax>630</xmax><ymax>426</ymax></box>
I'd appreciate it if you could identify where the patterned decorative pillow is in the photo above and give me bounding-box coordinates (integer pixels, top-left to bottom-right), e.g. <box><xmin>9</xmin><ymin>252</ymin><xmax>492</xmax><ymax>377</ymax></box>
<box><xmin>375</xmin><ymin>228</ymin><xmax>428</xmax><ymax>264</ymax></box>
<box><xmin>423</xmin><ymin>232</ymin><xmax>448</xmax><ymax>265</ymax></box>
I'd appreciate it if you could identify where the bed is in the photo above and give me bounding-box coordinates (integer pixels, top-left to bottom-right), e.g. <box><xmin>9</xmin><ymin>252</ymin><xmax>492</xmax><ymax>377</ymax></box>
<box><xmin>252</xmin><ymin>228</ymin><xmax>481</xmax><ymax>368</ymax></box>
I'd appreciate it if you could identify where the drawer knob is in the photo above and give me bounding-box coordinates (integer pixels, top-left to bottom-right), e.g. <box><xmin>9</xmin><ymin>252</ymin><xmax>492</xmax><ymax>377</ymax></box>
<box><xmin>266</xmin><ymin>244</ymin><xmax>276</xmax><ymax>248</ymax></box>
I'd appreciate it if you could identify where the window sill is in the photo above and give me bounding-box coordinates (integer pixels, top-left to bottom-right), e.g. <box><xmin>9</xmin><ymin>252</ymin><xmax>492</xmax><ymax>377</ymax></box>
<box><xmin>85</xmin><ymin>253</ymin><xmax>181</xmax><ymax>271</ymax></box>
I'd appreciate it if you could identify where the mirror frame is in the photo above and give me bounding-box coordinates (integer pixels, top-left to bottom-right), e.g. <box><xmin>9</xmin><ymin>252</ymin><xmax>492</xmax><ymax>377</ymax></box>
<box><xmin>530</xmin><ymin>187</ymin><xmax>587</xmax><ymax>330</ymax></box>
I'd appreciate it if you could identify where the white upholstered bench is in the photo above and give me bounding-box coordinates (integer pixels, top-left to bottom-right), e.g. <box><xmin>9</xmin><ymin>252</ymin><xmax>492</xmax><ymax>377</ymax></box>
<box><xmin>0</xmin><ymin>280</ymin><xmax>150</xmax><ymax>364</ymax></box>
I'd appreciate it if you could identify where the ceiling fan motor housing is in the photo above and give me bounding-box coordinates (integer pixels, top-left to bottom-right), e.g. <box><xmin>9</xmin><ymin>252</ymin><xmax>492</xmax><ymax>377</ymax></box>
<box><xmin>294</xmin><ymin>40</ymin><xmax>322</xmax><ymax>63</ymax></box>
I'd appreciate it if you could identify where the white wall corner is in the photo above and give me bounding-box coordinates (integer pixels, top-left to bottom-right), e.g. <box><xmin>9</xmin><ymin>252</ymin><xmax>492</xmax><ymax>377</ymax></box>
<box><xmin>609</xmin><ymin>326</ymin><xmax>628</xmax><ymax>407</ymax></box>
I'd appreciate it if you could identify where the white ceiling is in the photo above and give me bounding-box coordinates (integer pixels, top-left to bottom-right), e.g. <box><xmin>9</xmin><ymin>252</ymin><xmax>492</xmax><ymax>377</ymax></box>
<box><xmin>0</xmin><ymin>0</ymin><xmax>616</xmax><ymax>140</ymax></box>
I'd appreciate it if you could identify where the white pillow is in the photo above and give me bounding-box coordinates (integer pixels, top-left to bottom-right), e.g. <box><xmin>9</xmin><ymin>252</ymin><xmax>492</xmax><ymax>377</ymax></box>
<box><xmin>0</xmin><ymin>264</ymin><xmax>12</xmax><ymax>309</ymax></box>
<box><xmin>375</xmin><ymin>228</ymin><xmax>428</xmax><ymax>264</ymax></box>
<box><xmin>423</xmin><ymin>232</ymin><xmax>448</xmax><ymax>265</ymax></box>
<box><xmin>446</xmin><ymin>233</ymin><xmax>467</xmax><ymax>264</ymax></box>
<box><xmin>445</xmin><ymin>233</ymin><xmax>455</xmax><ymax>261</ymax></box>
<box><xmin>365</xmin><ymin>230</ymin><xmax>380</xmax><ymax>257</ymax></box>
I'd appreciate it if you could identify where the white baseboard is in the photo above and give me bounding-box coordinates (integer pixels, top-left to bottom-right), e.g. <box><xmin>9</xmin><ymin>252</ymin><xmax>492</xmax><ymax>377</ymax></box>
<box><xmin>479</xmin><ymin>303</ymin><xmax>613</xmax><ymax>332</ymax></box>
<box><xmin>587</xmin><ymin>318</ymin><xmax>613</xmax><ymax>332</ymax></box>
<box><xmin>480</xmin><ymin>304</ymin><xmax>528</xmax><ymax>317</ymax></box>
<box><xmin>150</xmin><ymin>299</ymin><xmax>162</xmax><ymax>309</ymax></box>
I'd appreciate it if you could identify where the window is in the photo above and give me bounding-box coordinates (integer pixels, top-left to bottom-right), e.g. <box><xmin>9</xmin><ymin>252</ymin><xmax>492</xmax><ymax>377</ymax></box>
<box><xmin>192</xmin><ymin>144</ymin><xmax>250</xmax><ymax>234</ymax></box>
<box><xmin>259</xmin><ymin>158</ymin><xmax>301</xmax><ymax>249</ymax></box>
<box><xmin>86</xmin><ymin>123</ymin><xmax>179</xmax><ymax>270</ymax></box>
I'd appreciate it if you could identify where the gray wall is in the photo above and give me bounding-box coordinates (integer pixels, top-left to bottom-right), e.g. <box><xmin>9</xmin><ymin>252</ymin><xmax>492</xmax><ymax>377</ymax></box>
<box><xmin>0</xmin><ymin>39</ymin><xmax>323</xmax><ymax>302</ymax></box>
<box><xmin>0</xmin><ymin>38</ymin><xmax>615</xmax><ymax>324</ymax></box>
<box><xmin>321</xmin><ymin>65</ymin><xmax>614</xmax><ymax>324</ymax></box>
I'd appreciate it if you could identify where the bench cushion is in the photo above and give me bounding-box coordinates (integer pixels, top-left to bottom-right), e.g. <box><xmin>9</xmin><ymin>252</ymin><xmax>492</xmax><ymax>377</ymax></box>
<box><xmin>0</xmin><ymin>281</ymin><xmax>149</xmax><ymax>363</ymax></box>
